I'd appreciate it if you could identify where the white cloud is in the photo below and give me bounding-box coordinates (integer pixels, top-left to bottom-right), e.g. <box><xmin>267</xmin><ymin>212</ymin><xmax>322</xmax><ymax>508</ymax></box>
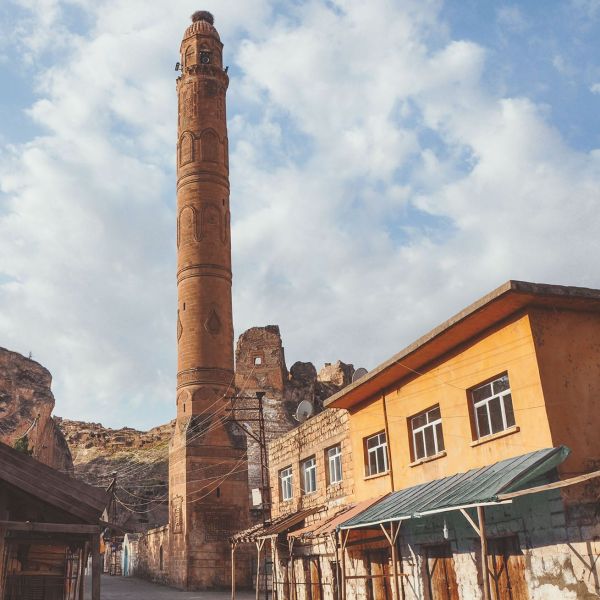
<box><xmin>591</xmin><ymin>82</ymin><xmax>600</xmax><ymax>94</ymax></box>
<box><xmin>0</xmin><ymin>0</ymin><xmax>599</xmax><ymax>429</ymax></box>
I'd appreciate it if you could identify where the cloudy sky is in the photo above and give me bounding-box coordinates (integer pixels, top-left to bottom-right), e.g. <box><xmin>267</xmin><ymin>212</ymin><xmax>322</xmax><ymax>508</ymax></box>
<box><xmin>0</xmin><ymin>0</ymin><xmax>599</xmax><ymax>430</ymax></box>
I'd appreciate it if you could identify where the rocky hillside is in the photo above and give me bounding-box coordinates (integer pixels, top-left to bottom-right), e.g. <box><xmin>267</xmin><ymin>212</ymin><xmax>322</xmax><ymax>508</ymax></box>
<box><xmin>0</xmin><ymin>347</ymin><xmax>73</xmax><ymax>474</ymax></box>
<box><xmin>56</xmin><ymin>418</ymin><xmax>175</xmax><ymax>530</ymax></box>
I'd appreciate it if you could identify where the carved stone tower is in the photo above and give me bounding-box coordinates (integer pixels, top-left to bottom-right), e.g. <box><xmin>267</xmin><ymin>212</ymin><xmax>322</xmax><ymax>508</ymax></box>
<box><xmin>169</xmin><ymin>11</ymin><xmax>248</xmax><ymax>590</ymax></box>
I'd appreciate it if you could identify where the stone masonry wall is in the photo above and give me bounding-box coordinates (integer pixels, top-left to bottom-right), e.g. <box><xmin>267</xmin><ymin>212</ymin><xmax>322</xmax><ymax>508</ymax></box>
<box><xmin>268</xmin><ymin>407</ymin><xmax>353</xmax><ymax>522</ymax></box>
<box><xmin>235</xmin><ymin>326</ymin><xmax>354</xmax><ymax>517</ymax></box>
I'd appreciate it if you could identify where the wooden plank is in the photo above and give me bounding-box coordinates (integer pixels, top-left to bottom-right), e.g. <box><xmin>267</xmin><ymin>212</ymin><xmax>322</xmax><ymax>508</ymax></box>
<box><xmin>478</xmin><ymin>506</ymin><xmax>491</xmax><ymax>600</ymax></box>
<box><xmin>460</xmin><ymin>508</ymin><xmax>481</xmax><ymax>536</ymax></box>
<box><xmin>91</xmin><ymin>533</ymin><xmax>101</xmax><ymax>600</ymax></box>
<box><xmin>0</xmin><ymin>443</ymin><xmax>108</xmax><ymax>510</ymax></box>
<box><xmin>0</xmin><ymin>521</ymin><xmax>100</xmax><ymax>534</ymax></box>
<box><xmin>0</xmin><ymin>455</ymin><xmax>108</xmax><ymax>511</ymax></box>
<box><xmin>497</xmin><ymin>469</ymin><xmax>600</xmax><ymax>500</ymax></box>
<box><xmin>0</xmin><ymin>460</ymin><xmax>106</xmax><ymax>522</ymax></box>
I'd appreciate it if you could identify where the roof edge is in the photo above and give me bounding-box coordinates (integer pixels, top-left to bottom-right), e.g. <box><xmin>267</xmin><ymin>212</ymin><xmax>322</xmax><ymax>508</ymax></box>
<box><xmin>325</xmin><ymin>280</ymin><xmax>600</xmax><ymax>409</ymax></box>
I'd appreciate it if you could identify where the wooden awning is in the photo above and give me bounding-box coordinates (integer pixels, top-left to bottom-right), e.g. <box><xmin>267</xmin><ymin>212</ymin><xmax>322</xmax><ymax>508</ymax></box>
<box><xmin>0</xmin><ymin>441</ymin><xmax>109</xmax><ymax>524</ymax></box>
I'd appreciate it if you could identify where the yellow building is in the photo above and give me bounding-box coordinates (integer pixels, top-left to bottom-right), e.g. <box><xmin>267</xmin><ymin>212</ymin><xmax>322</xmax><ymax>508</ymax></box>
<box><xmin>326</xmin><ymin>281</ymin><xmax>600</xmax><ymax>500</ymax></box>
<box><xmin>232</xmin><ymin>281</ymin><xmax>600</xmax><ymax>600</ymax></box>
<box><xmin>322</xmin><ymin>280</ymin><xmax>600</xmax><ymax>600</ymax></box>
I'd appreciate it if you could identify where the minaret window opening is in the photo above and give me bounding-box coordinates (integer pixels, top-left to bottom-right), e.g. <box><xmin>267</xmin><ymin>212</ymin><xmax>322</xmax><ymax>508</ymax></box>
<box><xmin>200</xmin><ymin>51</ymin><xmax>211</xmax><ymax>64</ymax></box>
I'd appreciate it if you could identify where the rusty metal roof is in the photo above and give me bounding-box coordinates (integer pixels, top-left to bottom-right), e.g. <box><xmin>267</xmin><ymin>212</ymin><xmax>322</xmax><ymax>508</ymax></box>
<box><xmin>231</xmin><ymin>506</ymin><xmax>323</xmax><ymax>543</ymax></box>
<box><xmin>340</xmin><ymin>446</ymin><xmax>570</xmax><ymax>530</ymax></box>
<box><xmin>289</xmin><ymin>496</ymin><xmax>385</xmax><ymax>539</ymax></box>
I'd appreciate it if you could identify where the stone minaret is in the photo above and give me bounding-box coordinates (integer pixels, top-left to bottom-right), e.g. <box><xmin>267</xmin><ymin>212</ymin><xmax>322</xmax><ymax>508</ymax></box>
<box><xmin>169</xmin><ymin>11</ymin><xmax>248</xmax><ymax>590</ymax></box>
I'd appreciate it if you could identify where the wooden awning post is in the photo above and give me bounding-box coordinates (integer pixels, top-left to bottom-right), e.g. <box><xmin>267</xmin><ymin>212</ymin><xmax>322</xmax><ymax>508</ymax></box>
<box><xmin>460</xmin><ymin>507</ymin><xmax>490</xmax><ymax>600</ymax></box>
<box><xmin>380</xmin><ymin>521</ymin><xmax>402</xmax><ymax>600</ymax></box>
<box><xmin>256</xmin><ymin>538</ymin><xmax>266</xmax><ymax>600</ymax></box>
<box><xmin>477</xmin><ymin>506</ymin><xmax>491</xmax><ymax>600</ymax></box>
<box><xmin>288</xmin><ymin>537</ymin><xmax>297</xmax><ymax>600</ymax></box>
<box><xmin>231</xmin><ymin>542</ymin><xmax>238</xmax><ymax>600</ymax></box>
<box><xmin>91</xmin><ymin>531</ymin><xmax>101</xmax><ymax>600</ymax></box>
<box><xmin>340</xmin><ymin>529</ymin><xmax>350</xmax><ymax>600</ymax></box>
<box><xmin>271</xmin><ymin>536</ymin><xmax>279</xmax><ymax>600</ymax></box>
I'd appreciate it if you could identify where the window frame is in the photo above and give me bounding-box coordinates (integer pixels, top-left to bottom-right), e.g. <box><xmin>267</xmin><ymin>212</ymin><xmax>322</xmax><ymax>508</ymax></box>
<box><xmin>470</xmin><ymin>372</ymin><xmax>516</xmax><ymax>440</ymax></box>
<box><xmin>410</xmin><ymin>404</ymin><xmax>445</xmax><ymax>461</ymax></box>
<box><xmin>280</xmin><ymin>466</ymin><xmax>293</xmax><ymax>501</ymax></box>
<box><xmin>301</xmin><ymin>456</ymin><xmax>317</xmax><ymax>495</ymax></box>
<box><xmin>326</xmin><ymin>444</ymin><xmax>343</xmax><ymax>486</ymax></box>
<box><xmin>364</xmin><ymin>431</ymin><xmax>389</xmax><ymax>477</ymax></box>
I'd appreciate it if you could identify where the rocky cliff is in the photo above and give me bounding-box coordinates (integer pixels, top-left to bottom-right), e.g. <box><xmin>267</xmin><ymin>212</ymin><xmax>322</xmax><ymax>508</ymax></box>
<box><xmin>0</xmin><ymin>346</ymin><xmax>73</xmax><ymax>474</ymax></box>
<box><xmin>56</xmin><ymin>418</ymin><xmax>175</xmax><ymax>530</ymax></box>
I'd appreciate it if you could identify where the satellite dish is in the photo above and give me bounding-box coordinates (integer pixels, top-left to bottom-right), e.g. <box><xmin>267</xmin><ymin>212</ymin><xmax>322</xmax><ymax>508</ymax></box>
<box><xmin>294</xmin><ymin>400</ymin><xmax>314</xmax><ymax>422</ymax></box>
<box><xmin>352</xmin><ymin>367</ymin><xmax>368</xmax><ymax>383</ymax></box>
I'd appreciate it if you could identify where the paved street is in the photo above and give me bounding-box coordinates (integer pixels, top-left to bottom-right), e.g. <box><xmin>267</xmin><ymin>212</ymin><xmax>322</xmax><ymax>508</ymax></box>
<box><xmin>86</xmin><ymin>574</ymin><xmax>254</xmax><ymax>599</ymax></box>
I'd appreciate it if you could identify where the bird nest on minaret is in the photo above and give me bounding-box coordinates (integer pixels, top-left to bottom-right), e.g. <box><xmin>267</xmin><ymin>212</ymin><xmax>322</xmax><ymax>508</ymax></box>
<box><xmin>191</xmin><ymin>10</ymin><xmax>214</xmax><ymax>24</ymax></box>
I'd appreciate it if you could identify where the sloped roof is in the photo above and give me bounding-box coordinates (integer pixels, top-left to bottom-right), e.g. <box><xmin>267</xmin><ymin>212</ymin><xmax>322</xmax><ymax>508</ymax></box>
<box><xmin>340</xmin><ymin>446</ymin><xmax>569</xmax><ymax>530</ymax></box>
<box><xmin>0</xmin><ymin>441</ymin><xmax>110</xmax><ymax>523</ymax></box>
<box><xmin>231</xmin><ymin>506</ymin><xmax>323</xmax><ymax>543</ymax></box>
<box><xmin>289</xmin><ymin>496</ymin><xmax>385</xmax><ymax>539</ymax></box>
<box><xmin>326</xmin><ymin>281</ymin><xmax>600</xmax><ymax>410</ymax></box>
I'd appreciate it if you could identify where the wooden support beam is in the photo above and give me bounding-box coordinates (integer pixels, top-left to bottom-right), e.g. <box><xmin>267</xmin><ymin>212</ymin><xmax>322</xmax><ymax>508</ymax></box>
<box><xmin>0</xmin><ymin>521</ymin><xmax>101</xmax><ymax>534</ymax></box>
<box><xmin>288</xmin><ymin>537</ymin><xmax>297</xmax><ymax>600</ymax></box>
<box><xmin>271</xmin><ymin>537</ymin><xmax>279</xmax><ymax>600</ymax></box>
<box><xmin>498</xmin><ymin>468</ymin><xmax>600</xmax><ymax>500</ymax></box>
<box><xmin>256</xmin><ymin>538</ymin><xmax>266</xmax><ymax>600</ymax></box>
<box><xmin>231</xmin><ymin>542</ymin><xmax>237</xmax><ymax>600</ymax></box>
<box><xmin>91</xmin><ymin>532</ymin><xmax>101</xmax><ymax>600</ymax></box>
<box><xmin>340</xmin><ymin>529</ymin><xmax>349</xmax><ymax>600</ymax></box>
<box><xmin>379</xmin><ymin>522</ymin><xmax>402</xmax><ymax>600</ymax></box>
<box><xmin>459</xmin><ymin>509</ymin><xmax>481</xmax><ymax>537</ymax></box>
<box><xmin>477</xmin><ymin>506</ymin><xmax>491</xmax><ymax>600</ymax></box>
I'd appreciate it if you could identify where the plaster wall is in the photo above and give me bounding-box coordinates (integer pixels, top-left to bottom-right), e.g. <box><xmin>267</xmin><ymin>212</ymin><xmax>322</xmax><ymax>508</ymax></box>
<box><xmin>349</xmin><ymin>313</ymin><xmax>554</xmax><ymax>502</ymax></box>
<box><xmin>529</xmin><ymin>308</ymin><xmax>600</xmax><ymax>490</ymax></box>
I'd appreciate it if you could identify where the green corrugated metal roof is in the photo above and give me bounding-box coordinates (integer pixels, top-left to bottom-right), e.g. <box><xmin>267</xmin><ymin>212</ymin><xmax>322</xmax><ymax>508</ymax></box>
<box><xmin>340</xmin><ymin>446</ymin><xmax>570</xmax><ymax>530</ymax></box>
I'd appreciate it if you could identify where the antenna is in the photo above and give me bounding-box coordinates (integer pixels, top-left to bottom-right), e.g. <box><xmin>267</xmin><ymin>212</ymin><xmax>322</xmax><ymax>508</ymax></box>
<box><xmin>352</xmin><ymin>367</ymin><xmax>368</xmax><ymax>382</ymax></box>
<box><xmin>294</xmin><ymin>400</ymin><xmax>314</xmax><ymax>423</ymax></box>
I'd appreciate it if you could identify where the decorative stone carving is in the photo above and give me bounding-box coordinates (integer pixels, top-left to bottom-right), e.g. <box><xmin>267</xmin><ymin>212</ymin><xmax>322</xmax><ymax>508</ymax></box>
<box><xmin>172</xmin><ymin>495</ymin><xmax>184</xmax><ymax>534</ymax></box>
<box><xmin>177</xmin><ymin>205</ymin><xmax>198</xmax><ymax>247</ymax></box>
<box><xmin>179</xmin><ymin>131</ymin><xmax>195</xmax><ymax>166</ymax></box>
<box><xmin>204</xmin><ymin>308</ymin><xmax>222</xmax><ymax>335</ymax></box>
<box><xmin>177</xmin><ymin>310</ymin><xmax>183</xmax><ymax>341</ymax></box>
<box><xmin>201</xmin><ymin>129</ymin><xmax>219</xmax><ymax>162</ymax></box>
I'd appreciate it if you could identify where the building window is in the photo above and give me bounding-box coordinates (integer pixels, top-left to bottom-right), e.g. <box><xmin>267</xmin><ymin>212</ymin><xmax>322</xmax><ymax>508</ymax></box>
<box><xmin>327</xmin><ymin>445</ymin><xmax>343</xmax><ymax>485</ymax></box>
<box><xmin>253</xmin><ymin>356</ymin><xmax>263</xmax><ymax>365</ymax></box>
<box><xmin>411</xmin><ymin>405</ymin><xmax>445</xmax><ymax>461</ymax></box>
<box><xmin>471</xmin><ymin>373</ymin><xmax>515</xmax><ymax>439</ymax></box>
<box><xmin>280</xmin><ymin>466</ymin><xmax>293</xmax><ymax>501</ymax></box>
<box><xmin>365</xmin><ymin>431</ymin><xmax>388</xmax><ymax>476</ymax></box>
<box><xmin>301</xmin><ymin>456</ymin><xmax>317</xmax><ymax>494</ymax></box>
